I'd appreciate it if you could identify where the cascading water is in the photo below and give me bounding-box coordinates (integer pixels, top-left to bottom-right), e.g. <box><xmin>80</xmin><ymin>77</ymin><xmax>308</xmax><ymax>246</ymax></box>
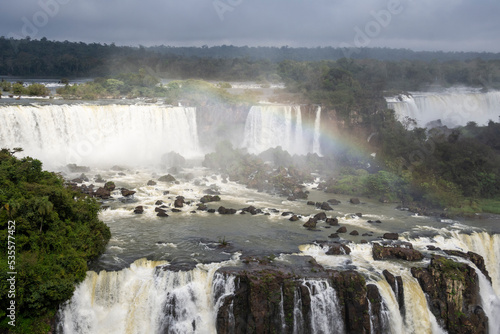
<box><xmin>241</xmin><ymin>105</ymin><xmax>320</xmax><ymax>155</ymax></box>
<box><xmin>302</xmin><ymin>279</ymin><xmax>345</xmax><ymax>334</ymax></box>
<box><xmin>386</xmin><ymin>90</ymin><xmax>500</xmax><ymax>128</ymax></box>
<box><xmin>312</xmin><ymin>106</ymin><xmax>322</xmax><ymax>156</ymax></box>
<box><xmin>57</xmin><ymin>259</ymin><xmax>237</xmax><ymax>334</ymax></box>
<box><xmin>0</xmin><ymin>104</ymin><xmax>201</xmax><ymax>167</ymax></box>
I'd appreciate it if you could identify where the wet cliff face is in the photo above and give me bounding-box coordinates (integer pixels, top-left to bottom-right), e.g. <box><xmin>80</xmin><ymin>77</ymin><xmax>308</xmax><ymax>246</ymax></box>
<box><xmin>215</xmin><ymin>250</ymin><xmax>489</xmax><ymax>334</ymax></box>
<box><xmin>216</xmin><ymin>256</ymin><xmax>377</xmax><ymax>334</ymax></box>
<box><xmin>411</xmin><ymin>255</ymin><xmax>488</xmax><ymax>334</ymax></box>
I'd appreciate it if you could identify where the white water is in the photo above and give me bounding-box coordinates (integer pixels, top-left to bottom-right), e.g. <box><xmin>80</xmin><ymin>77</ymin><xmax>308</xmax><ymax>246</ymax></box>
<box><xmin>57</xmin><ymin>258</ymin><xmax>237</xmax><ymax>334</ymax></box>
<box><xmin>0</xmin><ymin>104</ymin><xmax>201</xmax><ymax>168</ymax></box>
<box><xmin>242</xmin><ymin>105</ymin><xmax>320</xmax><ymax>155</ymax></box>
<box><xmin>302</xmin><ymin>279</ymin><xmax>345</xmax><ymax>334</ymax></box>
<box><xmin>312</xmin><ymin>106</ymin><xmax>322</xmax><ymax>156</ymax></box>
<box><xmin>386</xmin><ymin>90</ymin><xmax>500</xmax><ymax>127</ymax></box>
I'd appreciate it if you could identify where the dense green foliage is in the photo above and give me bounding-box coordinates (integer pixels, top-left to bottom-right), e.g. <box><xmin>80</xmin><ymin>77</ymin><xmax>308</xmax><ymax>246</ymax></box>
<box><xmin>0</xmin><ymin>149</ymin><xmax>110</xmax><ymax>333</ymax></box>
<box><xmin>2</xmin><ymin>37</ymin><xmax>500</xmax><ymax>88</ymax></box>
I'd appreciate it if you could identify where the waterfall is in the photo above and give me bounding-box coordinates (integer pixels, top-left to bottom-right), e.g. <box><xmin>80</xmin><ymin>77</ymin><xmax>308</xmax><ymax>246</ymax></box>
<box><xmin>0</xmin><ymin>104</ymin><xmax>201</xmax><ymax>167</ymax></box>
<box><xmin>312</xmin><ymin>106</ymin><xmax>322</xmax><ymax>156</ymax></box>
<box><xmin>242</xmin><ymin>105</ymin><xmax>319</xmax><ymax>155</ymax></box>
<box><xmin>302</xmin><ymin>279</ymin><xmax>345</xmax><ymax>334</ymax></box>
<box><xmin>292</xmin><ymin>288</ymin><xmax>305</xmax><ymax>334</ymax></box>
<box><xmin>386</xmin><ymin>90</ymin><xmax>500</xmax><ymax>127</ymax></box>
<box><xmin>57</xmin><ymin>259</ymin><xmax>235</xmax><ymax>334</ymax></box>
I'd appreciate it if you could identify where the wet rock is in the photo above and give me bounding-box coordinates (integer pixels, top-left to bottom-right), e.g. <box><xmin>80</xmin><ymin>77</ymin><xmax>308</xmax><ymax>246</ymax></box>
<box><xmin>382</xmin><ymin>270</ymin><xmax>404</xmax><ymax>312</ymax></box>
<box><xmin>307</xmin><ymin>201</ymin><xmax>315</xmax><ymax>206</ymax></box>
<box><xmin>336</xmin><ymin>226</ymin><xmax>347</xmax><ymax>233</ymax></box>
<box><xmin>303</xmin><ymin>218</ymin><xmax>317</xmax><ymax>229</ymax></box>
<box><xmin>281</xmin><ymin>211</ymin><xmax>293</xmax><ymax>217</ymax></box>
<box><xmin>104</xmin><ymin>181</ymin><xmax>115</xmax><ymax>191</ymax></box>
<box><xmin>147</xmin><ymin>180</ymin><xmax>157</xmax><ymax>186</ymax></box>
<box><xmin>218</xmin><ymin>206</ymin><xmax>236</xmax><ymax>214</ymax></box>
<box><xmin>328</xmin><ymin>233</ymin><xmax>339</xmax><ymax>238</ymax></box>
<box><xmin>174</xmin><ymin>197</ymin><xmax>184</xmax><ymax>208</ymax></box>
<box><xmin>289</xmin><ymin>215</ymin><xmax>299</xmax><ymax>222</ymax></box>
<box><xmin>94</xmin><ymin>174</ymin><xmax>105</xmax><ymax>183</ymax></box>
<box><xmin>325</xmin><ymin>217</ymin><xmax>339</xmax><ymax>226</ymax></box>
<box><xmin>411</xmin><ymin>256</ymin><xmax>488</xmax><ymax>333</ymax></box>
<box><xmin>121</xmin><ymin>188</ymin><xmax>136</xmax><ymax>197</ymax></box>
<box><xmin>350</xmin><ymin>198</ymin><xmax>360</xmax><ymax>204</ymax></box>
<box><xmin>360</xmin><ymin>240</ymin><xmax>368</xmax><ymax>244</ymax></box>
<box><xmin>171</xmin><ymin>208</ymin><xmax>182</xmax><ymax>213</ymax></box>
<box><xmin>155</xmin><ymin>200</ymin><xmax>164</xmax><ymax>205</ymax></box>
<box><xmin>443</xmin><ymin>250</ymin><xmax>492</xmax><ymax>284</ymax></box>
<box><xmin>320</xmin><ymin>202</ymin><xmax>333</xmax><ymax>211</ymax></box>
<box><xmin>327</xmin><ymin>198</ymin><xmax>341</xmax><ymax>205</ymax></box>
<box><xmin>349</xmin><ymin>230</ymin><xmax>359</xmax><ymax>236</ymax></box>
<box><xmin>156</xmin><ymin>209</ymin><xmax>169</xmax><ymax>217</ymax></box>
<box><xmin>200</xmin><ymin>195</ymin><xmax>221</xmax><ymax>203</ymax></box>
<box><xmin>325</xmin><ymin>243</ymin><xmax>351</xmax><ymax>255</ymax></box>
<box><xmin>204</xmin><ymin>188</ymin><xmax>221</xmax><ymax>195</ymax></box>
<box><xmin>207</xmin><ymin>209</ymin><xmax>216</xmax><ymax>213</ymax></box>
<box><xmin>355</xmin><ymin>212</ymin><xmax>362</xmax><ymax>217</ymax></box>
<box><xmin>313</xmin><ymin>212</ymin><xmax>327</xmax><ymax>221</ymax></box>
<box><xmin>134</xmin><ymin>206</ymin><xmax>144</xmax><ymax>214</ymax></box>
<box><xmin>197</xmin><ymin>204</ymin><xmax>208</xmax><ymax>211</ymax></box>
<box><xmin>382</xmin><ymin>233</ymin><xmax>399</xmax><ymax>240</ymax></box>
<box><xmin>158</xmin><ymin>174</ymin><xmax>177</xmax><ymax>182</ymax></box>
<box><xmin>94</xmin><ymin>187</ymin><xmax>111</xmax><ymax>199</ymax></box>
<box><xmin>372</xmin><ymin>243</ymin><xmax>424</xmax><ymax>261</ymax></box>
<box><xmin>71</xmin><ymin>177</ymin><xmax>84</xmax><ymax>183</ymax></box>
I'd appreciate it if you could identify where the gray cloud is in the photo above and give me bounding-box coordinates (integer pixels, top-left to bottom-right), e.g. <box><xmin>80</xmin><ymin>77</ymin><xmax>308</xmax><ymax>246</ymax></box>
<box><xmin>0</xmin><ymin>0</ymin><xmax>499</xmax><ymax>52</ymax></box>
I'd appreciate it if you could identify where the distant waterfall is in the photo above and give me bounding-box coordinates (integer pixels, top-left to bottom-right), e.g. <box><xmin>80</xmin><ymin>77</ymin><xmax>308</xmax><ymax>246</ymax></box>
<box><xmin>312</xmin><ymin>106</ymin><xmax>322</xmax><ymax>156</ymax></box>
<box><xmin>0</xmin><ymin>104</ymin><xmax>201</xmax><ymax>167</ymax></box>
<box><xmin>386</xmin><ymin>90</ymin><xmax>500</xmax><ymax>127</ymax></box>
<box><xmin>57</xmin><ymin>259</ymin><xmax>235</xmax><ymax>334</ymax></box>
<box><xmin>242</xmin><ymin>105</ymin><xmax>321</xmax><ymax>155</ymax></box>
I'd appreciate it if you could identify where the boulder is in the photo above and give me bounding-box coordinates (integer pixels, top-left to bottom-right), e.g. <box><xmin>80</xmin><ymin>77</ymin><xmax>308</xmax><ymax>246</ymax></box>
<box><xmin>158</xmin><ymin>174</ymin><xmax>177</xmax><ymax>182</ymax></box>
<box><xmin>121</xmin><ymin>188</ymin><xmax>136</xmax><ymax>197</ymax></box>
<box><xmin>313</xmin><ymin>212</ymin><xmax>327</xmax><ymax>221</ymax></box>
<box><xmin>289</xmin><ymin>215</ymin><xmax>299</xmax><ymax>222</ymax></box>
<box><xmin>327</xmin><ymin>198</ymin><xmax>341</xmax><ymax>205</ymax></box>
<box><xmin>303</xmin><ymin>218</ymin><xmax>317</xmax><ymax>229</ymax></box>
<box><xmin>134</xmin><ymin>206</ymin><xmax>144</xmax><ymax>214</ymax></box>
<box><xmin>328</xmin><ymin>233</ymin><xmax>339</xmax><ymax>238</ymax></box>
<box><xmin>383</xmin><ymin>233</ymin><xmax>399</xmax><ymax>240</ymax></box>
<box><xmin>200</xmin><ymin>195</ymin><xmax>221</xmax><ymax>203</ymax></box>
<box><xmin>155</xmin><ymin>200</ymin><xmax>164</xmax><ymax>205</ymax></box>
<box><xmin>320</xmin><ymin>202</ymin><xmax>333</xmax><ymax>211</ymax></box>
<box><xmin>349</xmin><ymin>230</ymin><xmax>359</xmax><ymax>236</ymax></box>
<box><xmin>325</xmin><ymin>243</ymin><xmax>351</xmax><ymax>255</ymax></box>
<box><xmin>325</xmin><ymin>217</ymin><xmax>339</xmax><ymax>226</ymax></box>
<box><xmin>218</xmin><ymin>206</ymin><xmax>236</xmax><ymax>215</ymax></box>
<box><xmin>174</xmin><ymin>197</ymin><xmax>184</xmax><ymax>208</ymax></box>
<box><xmin>372</xmin><ymin>243</ymin><xmax>424</xmax><ymax>261</ymax></box>
<box><xmin>307</xmin><ymin>201</ymin><xmax>315</xmax><ymax>206</ymax></box>
<box><xmin>336</xmin><ymin>226</ymin><xmax>347</xmax><ymax>233</ymax></box>
<box><xmin>147</xmin><ymin>180</ymin><xmax>157</xmax><ymax>186</ymax></box>
<box><xmin>350</xmin><ymin>198</ymin><xmax>360</xmax><ymax>204</ymax></box>
<box><xmin>104</xmin><ymin>181</ymin><xmax>115</xmax><ymax>191</ymax></box>
<box><xmin>94</xmin><ymin>187</ymin><xmax>111</xmax><ymax>199</ymax></box>
<box><xmin>171</xmin><ymin>208</ymin><xmax>182</xmax><ymax>213</ymax></box>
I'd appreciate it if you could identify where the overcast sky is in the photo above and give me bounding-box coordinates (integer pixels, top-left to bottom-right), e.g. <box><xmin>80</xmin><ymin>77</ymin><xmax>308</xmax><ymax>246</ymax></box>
<box><xmin>1</xmin><ymin>0</ymin><xmax>499</xmax><ymax>52</ymax></box>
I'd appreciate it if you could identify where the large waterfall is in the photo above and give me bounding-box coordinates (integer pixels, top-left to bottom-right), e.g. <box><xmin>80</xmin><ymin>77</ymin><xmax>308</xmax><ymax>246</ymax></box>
<box><xmin>386</xmin><ymin>90</ymin><xmax>500</xmax><ymax>127</ymax></box>
<box><xmin>0</xmin><ymin>104</ymin><xmax>201</xmax><ymax>167</ymax></box>
<box><xmin>241</xmin><ymin>105</ymin><xmax>322</xmax><ymax>155</ymax></box>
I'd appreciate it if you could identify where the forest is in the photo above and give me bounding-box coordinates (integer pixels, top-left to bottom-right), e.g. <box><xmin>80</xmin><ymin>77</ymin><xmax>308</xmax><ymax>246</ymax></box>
<box><xmin>0</xmin><ymin>149</ymin><xmax>111</xmax><ymax>333</ymax></box>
